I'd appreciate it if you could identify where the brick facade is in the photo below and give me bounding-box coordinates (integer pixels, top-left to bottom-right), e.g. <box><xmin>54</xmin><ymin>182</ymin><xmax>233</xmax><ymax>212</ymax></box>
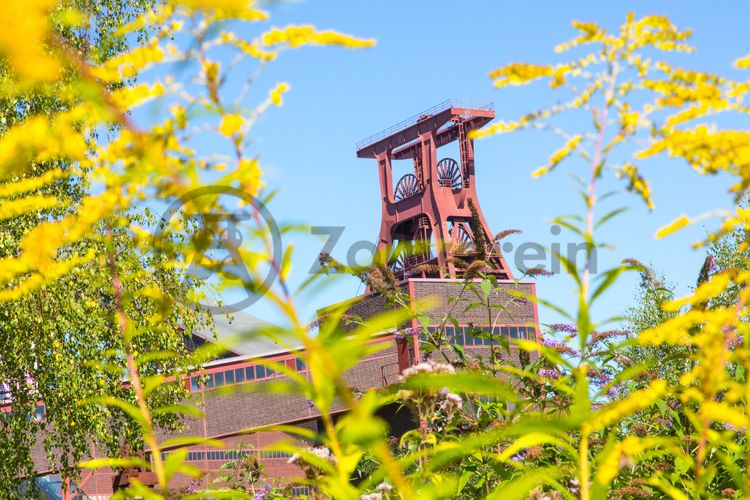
<box><xmin>62</xmin><ymin>339</ymin><xmax>401</xmax><ymax>496</ymax></box>
<box><xmin>335</xmin><ymin>278</ymin><xmax>538</xmax><ymax>327</ymax></box>
<box><xmin>30</xmin><ymin>278</ymin><xmax>540</xmax><ymax>497</ymax></box>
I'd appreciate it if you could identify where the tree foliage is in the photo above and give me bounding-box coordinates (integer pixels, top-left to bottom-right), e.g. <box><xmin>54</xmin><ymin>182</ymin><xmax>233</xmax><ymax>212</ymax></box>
<box><xmin>0</xmin><ymin>0</ymin><xmax>214</xmax><ymax>490</ymax></box>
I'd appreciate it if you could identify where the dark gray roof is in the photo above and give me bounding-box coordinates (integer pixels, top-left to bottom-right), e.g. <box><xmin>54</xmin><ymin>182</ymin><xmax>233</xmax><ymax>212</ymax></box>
<box><xmin>192</xmin><ymin>310</ymin><xmax>302</xmax><ymax>360</ymax></box>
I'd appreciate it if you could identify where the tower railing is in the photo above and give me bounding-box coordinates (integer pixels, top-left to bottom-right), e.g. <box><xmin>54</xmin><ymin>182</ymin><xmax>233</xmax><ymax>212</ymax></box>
<box><xmin>355</xmin><ymin>99</ymin><xmax>494</xmax><ymax>151</ymax></box>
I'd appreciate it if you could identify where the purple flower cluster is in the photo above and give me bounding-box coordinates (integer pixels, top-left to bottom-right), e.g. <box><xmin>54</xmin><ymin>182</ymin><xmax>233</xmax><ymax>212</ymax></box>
<box><xmin>639</xmin><ymin>277</ymin><xmax>650</xmax><ymax>290</ymax></box>
<box><xmin>252</xmin><ymin>486</ymin><xmax>272</xmax><ymax>500</ymax></box>
<box><xmin>591</xmin><ymin>329</ymin><xmax>630</xmax><ymax>343</ymax></box>
<box><xmin>590</xmin><ymin>370</ymin><xmax>613</xmax><ymax>387</ymax></box>
<box><xmin>607</xmin><ymin>383</ymin><xmax>624</xmax><ymax>399</ymax></box>
<box><xmin>186</xmin><ymin>479</ymin><xmax>201</xmax><ymax>494</ymax></box>
<box><xmin>708</xmin><ymin>254</ymin><xmax>718</xmax><ymax>273</ymax></box>
<box><xmin>542</xmin><ymin>338</ymin><xmax>563</xmax><ymax>349</ymax></box>
<box><xmin>729</xmin><ymin>333</ymin><xmax>744</xmax><ymax>349</ymax></box>
<box><xmin>395</xmin><ymin>327</ymin><xmax>419</xmax><ymax>340</ymax></box>
<box><xmin>549</xmin><ymin>323</ymin><xmax>578</xmax><ymax>333</ymax></box>
<box><xmin>538</xmin><ymin>368</ymin><xmax>560</xmax><ymax>380</ymax></box>
<box><xmin>540</xmin><ymin>337</ymin><xmax>578</xmax><ymax>356</ymax></box>
<box><xmin>634</xmin><ymin>260</ymin><xmax>662</xmax><ymax>288</ymax></box>
<box><xmin>306</xmin><ymin>399</ymin><xmax>315</xmax><ymax>410</ymax></box>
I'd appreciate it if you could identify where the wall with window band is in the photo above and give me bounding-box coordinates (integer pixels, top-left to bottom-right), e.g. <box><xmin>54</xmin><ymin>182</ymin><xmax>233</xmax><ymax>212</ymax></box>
<box><xmin>188</xmin><ymin>355</ymin><xmax>307</xmax><ymax>394</ymax></box>
<box><xmin>160</xmin><ymin>449</ymin><xmax>294</xmax><ymax>462</ymax></box>
<box><xmin>423</xmin><ymin>324</ymin><xmax>537</xmax><ymax>346</ymax></box>
<box><xmin>186</xmin><ymin>324</ymin><xmax>537</xmax><ymax>395</ymax></box>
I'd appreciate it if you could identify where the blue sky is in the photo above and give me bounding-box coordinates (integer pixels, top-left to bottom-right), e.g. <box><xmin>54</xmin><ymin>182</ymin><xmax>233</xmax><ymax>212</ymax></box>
<box><xmin>167</xmin><ymin>1</ymin><xmax>750</xmax><ymax>327</ymax></box>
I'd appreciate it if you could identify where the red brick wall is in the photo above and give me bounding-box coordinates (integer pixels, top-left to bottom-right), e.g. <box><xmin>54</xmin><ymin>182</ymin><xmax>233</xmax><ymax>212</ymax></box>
<box><xmin>327</xmin><ymin>278</ymin><xmax>539</xmax><ymax>329</ymax></box>
<box><xmin>43</xmin><ymin>278</ymin><xmax>541</xmax><ymax>497</ymax></box>
<box><xmin>74</xmin><ymin>339</ymin><xmax>401</xmax><ymax>496</ymax></box>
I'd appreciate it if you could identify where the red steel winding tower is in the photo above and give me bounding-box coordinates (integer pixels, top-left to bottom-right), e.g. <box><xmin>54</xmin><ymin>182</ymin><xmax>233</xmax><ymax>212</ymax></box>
<box><xmin>356</xmin><ymin>100</ymin><xmax>512</xmax><ymax>280</ymax></box>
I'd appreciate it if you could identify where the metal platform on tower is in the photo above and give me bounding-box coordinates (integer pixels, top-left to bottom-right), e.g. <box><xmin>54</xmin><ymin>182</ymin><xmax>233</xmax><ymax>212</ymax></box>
<box><xmin>356</xmin><ymin>99</ymin><xmax>495</xmax><ymax>159</ymax></box>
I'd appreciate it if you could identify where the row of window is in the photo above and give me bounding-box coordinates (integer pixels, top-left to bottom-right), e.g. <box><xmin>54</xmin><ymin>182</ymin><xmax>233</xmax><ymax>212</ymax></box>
<box><xmin>291</xmin><ymin>486</ymin><xmax>314</xmax><ymax>496</ymax></box>
<box><xmin>189</xmin><ymin>357</ymin><xmax>307</xmax><ymax>393</ymax></box>
<box><xmin>422</xmin><ymin>325</ymin><xmax>536</xmax><ymax>346</ymax></box>
<box><xmin>160</xmin><ymin>449</ymin><xmax>293</xmax><ymax>462</ymax></box>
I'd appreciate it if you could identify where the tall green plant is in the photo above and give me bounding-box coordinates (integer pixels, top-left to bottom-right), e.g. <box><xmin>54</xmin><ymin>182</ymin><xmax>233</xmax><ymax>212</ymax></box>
<box><xmin>462</xmin><ymin>13</ymin><xmax>750</xmax><ymax>498</ymax></box>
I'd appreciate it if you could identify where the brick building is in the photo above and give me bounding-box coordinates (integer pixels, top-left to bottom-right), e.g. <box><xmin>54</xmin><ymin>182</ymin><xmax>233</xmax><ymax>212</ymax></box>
<box><xmin>25</xmin><ymin>275</ymin><xmax>538</xmax><ymax>498</ymax></box>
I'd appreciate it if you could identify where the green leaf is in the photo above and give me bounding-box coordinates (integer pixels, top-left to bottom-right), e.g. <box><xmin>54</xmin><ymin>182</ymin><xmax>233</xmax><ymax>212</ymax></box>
<box><xmin>337</xmin><ymin>412</ymin><xmax>389</xmax><ymax>445</ymax></box>
<box><xmin>595</xmin><ymin>206</ymin><xmax>630</xmax><ymax>229</ymax></box>
<box><xmin>647</xmin><ymin>476</ymin><xmax>690</xmax><ymax>500</ymax></box>
<box><xmin>163</xmin><ymin>449</ymin><xmax>189</xmax><ymax>482</ymax></box>
<box><xmin>481</xmin><ymin>278</ymin><xmax>492</xmax><ymax>301</ymax></box>
<box><xmin>142</xmin><ymin>374</ymin><xmax>166</xmax><ymax>397</ymax></box>
<box><xmin>496</xmin><ymin>432</ymin><xmax>577</xmax><ymax>462</ymax></box>
<box><xmin>450</xmin><ymin>342</ymin><xmax>466</xmax><ymax>361</ymax></box>
<box><xmin>457</xmin><ymin>466</ymin><xmax>477</xmax><ymax>493</ymax></box>
<box><xmin>551</xmin><ymin>250</ymin><xmax>581</xmax><ymax>286</ymax></box>
<box><xmin>550</xmin><ymin>217</ymin><xmax>584</xmax><ymax>238</ymax></box>
<box><xmin>256</xmin><ymin>424</ymin><xmax>318</xmax><ymax>440</ymax></box>
<box><xmin>570</xmin><ymin>365</ymin><xmax>590</xmax><ymax>421</ymax></box>
<box><xmin>152</xmin><ymin>404</ymin><xmax>204</xmax><ymax>418</ymax></box>
<box><xmin>80</xmin><ymin>397</ymin><xmax>147</xmax><ymax>428</ymax></box>
<box><xmin>487</xmin><ymin>467</ymin><xmax>562</xmax><ymax>500</ymax></box>
<box><xmin>281</xmin><ymin>243</ymin><xmax>293</xmax><ymax>281</ymax></box>
<box><xmin>590</xmin><ymin>266</ymin><xmax>625</xmax><ymax>303</ymax></box>
<box><xmin>160</xmin><ymin>436</ymin><xmax>223</xmax><ymax>449</ymax></box>
<box><xmin>513</xmin><ymin>290</ymin><xmax>573</xmax><ymax>319</ymax></box>
<box><xmin>78</xmin><ymin>457</ymin><xmax>148</xmax><ymax>470</ymax></box>
<box><xmin>577</xmin><ymin>291</ymin><xmax>592</xmax><ymax>348</ymax></box>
